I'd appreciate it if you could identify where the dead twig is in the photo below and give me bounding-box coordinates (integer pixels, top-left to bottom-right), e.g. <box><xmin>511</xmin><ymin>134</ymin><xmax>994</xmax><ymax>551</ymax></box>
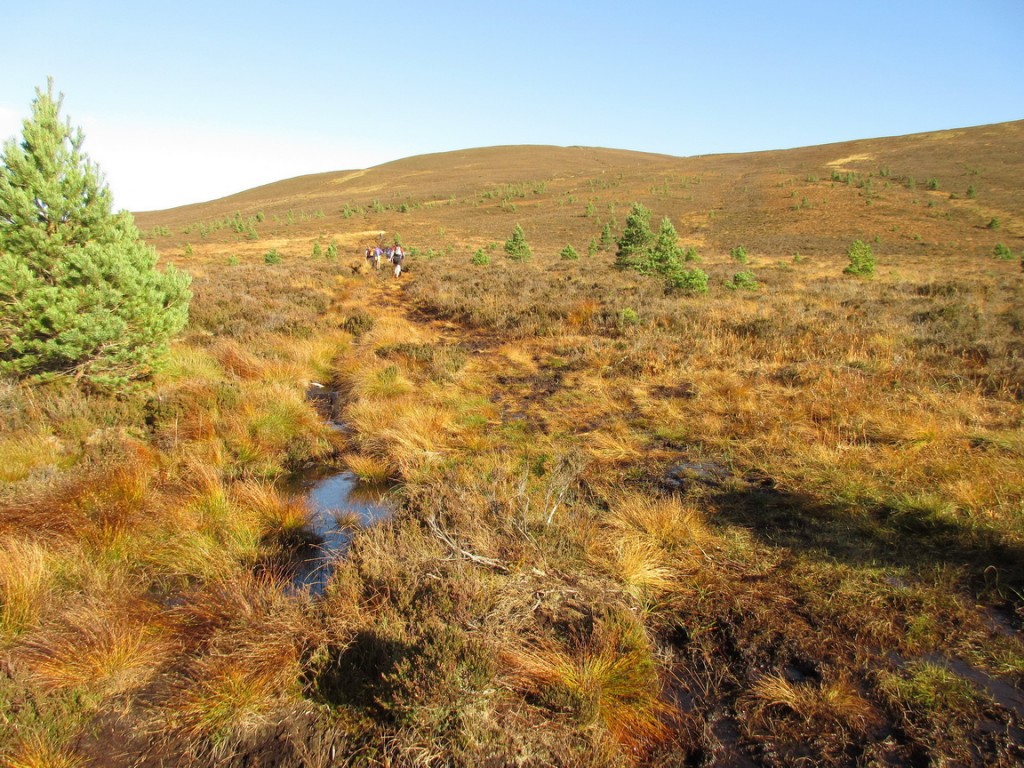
<box><xmin>426</xmin><ymin>515</ymin><xmax>510</xmax><ymax>573</ymax></box>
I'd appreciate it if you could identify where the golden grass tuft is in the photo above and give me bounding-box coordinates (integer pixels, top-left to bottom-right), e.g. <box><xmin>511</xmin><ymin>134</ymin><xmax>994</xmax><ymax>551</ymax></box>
<box><xmin>358</xmin><ymin>314</ymin><xmax>431</xmax><ymax>350</ymax></box>
<box><xmin>750</xmin><ymin>673</ymin><xmax>876</xmax><ymax>732</ymax></box>
<box><xmin>599</xmin><ymin>537</ymin><xmax>679</xmax><ymax>600</ymax></box>
<box><xmin>607</xmin><ymin>493</ymin><xmax>712</xmax><ymax>553</ymax></box>
<box><xmin>3</xmin><ymin>733</ymin><xmax>84</xmax><ymax>768</ymax></box>
<box><xmin>18</xmin><ymin>598</ymin><xmax>172</xmax><ymax>698</ymax></box>
<box><xmin>163</xmin><ymin>571</ymin><xmax>319</xmax><ymax>744</ymax></box>
<box><xmin>346</xmin><ymin>399</ymin><xmax>457</xmax><ymax>479</ymax></box>
<box><xmin>0</xmin><ymin>539</ymin><xmax>58</xmax><ymax>642</ymax></box>
<box><xmin>231</xmin><ymin>479</ymin><xmax>313</xmax><ymax>547</ymax></box>
<box><xmin>343</xmin><ymin>451</ymin><xmax>394</xmax><ymax>483</ymax></box>
<box><xmin>503</xmin><ymin>617</ymin><xmax>670</xmax><ymax>755</ymax></box>
<box><xmin>209</xmin><ymin>337</ymin><xmax>266</xmax><ymax>380</ymax></box>
<box><xmin>0</xmin><ymin>429</ymin><xmax>64</xmax><ymax>483</ymax></box>
<box><xmin>171</xmin><ymin>656</ymin><xmax>289</xmax><ymax>743</ymax></box>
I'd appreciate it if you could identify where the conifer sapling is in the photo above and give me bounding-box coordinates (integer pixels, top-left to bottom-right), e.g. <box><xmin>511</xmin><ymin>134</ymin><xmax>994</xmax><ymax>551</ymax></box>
<box><xmin>0</xmin><ymin>80</ymin><xmax>191</xmax><ymax>388</ymax></box>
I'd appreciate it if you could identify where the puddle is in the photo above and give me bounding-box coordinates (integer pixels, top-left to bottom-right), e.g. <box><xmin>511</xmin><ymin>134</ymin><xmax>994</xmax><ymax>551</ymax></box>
<box><xmin>284</xmin><ymin>385</ymin><xmax>392</xmax><ymax>595</ymax></box>
<box><xmin>287</xmin><ymin>469</ymin><xmax>392</xmax><ymax>595</ymax></box>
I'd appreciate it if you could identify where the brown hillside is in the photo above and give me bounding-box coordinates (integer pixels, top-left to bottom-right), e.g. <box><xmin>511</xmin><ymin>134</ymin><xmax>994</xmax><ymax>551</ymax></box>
<box><xmin>137</xmin><ymin>121</ymin><xmax>1024</xmax><ymax>264</ymax></box>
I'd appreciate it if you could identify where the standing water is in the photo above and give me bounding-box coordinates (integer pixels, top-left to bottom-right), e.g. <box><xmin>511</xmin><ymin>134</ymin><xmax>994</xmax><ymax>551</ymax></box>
<box><xmin>287</xmin><ymin>469</ymin><xmax>392</xmax><ymax>595</ymax></box>
<box><xmin>287</xmin><ymin>384</ymin><xmax>393</xmax><ymax>594</ymax></box>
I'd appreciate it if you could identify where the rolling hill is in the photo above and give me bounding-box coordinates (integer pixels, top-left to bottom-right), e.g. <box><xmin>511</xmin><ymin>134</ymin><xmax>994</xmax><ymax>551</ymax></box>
<box><xmin>137</xmin><ymin>120</ymin><xmax>1024</xmax><ymax>265</ymax></box>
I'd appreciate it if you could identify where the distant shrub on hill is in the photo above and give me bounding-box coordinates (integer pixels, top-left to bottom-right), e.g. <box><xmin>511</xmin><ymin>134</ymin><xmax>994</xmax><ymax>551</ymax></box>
<box><xmin>993</xmin><ymin>243</ymin><xmax>1013</xmax><ymax>260</ymax></box>
<box><xmin>726</xmin><ymin>271</ymin><xmax>759</xmax><ymax>291</ymax></box>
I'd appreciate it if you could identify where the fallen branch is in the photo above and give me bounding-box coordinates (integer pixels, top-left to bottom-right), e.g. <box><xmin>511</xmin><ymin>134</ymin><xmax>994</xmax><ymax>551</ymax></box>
<box><xmin>427</xmin><ymin>515</ymin><xmax>510</xmax><ymax>573</ymax></box>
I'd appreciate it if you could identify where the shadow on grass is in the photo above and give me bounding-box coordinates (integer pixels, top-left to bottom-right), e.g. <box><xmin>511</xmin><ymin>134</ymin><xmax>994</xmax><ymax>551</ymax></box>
<box><xmin>707</xmin><ymin>478</ymin><xmax>1024</xmax><ymax>620</ymax></box>
<box><xmin>309</xmin><ymin>631</ymin><xmax>411</xmax><ymax>716</ymax></box>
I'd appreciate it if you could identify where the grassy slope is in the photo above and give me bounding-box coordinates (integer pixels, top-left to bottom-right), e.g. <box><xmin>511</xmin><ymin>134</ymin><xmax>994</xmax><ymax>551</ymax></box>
<box><xmin>2</xmin><ymin>122</ymin><xmax>1023</xmax><ymax>767</ymax></box>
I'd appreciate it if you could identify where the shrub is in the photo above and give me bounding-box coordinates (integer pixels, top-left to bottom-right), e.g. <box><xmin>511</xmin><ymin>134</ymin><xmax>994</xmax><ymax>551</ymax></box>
<box><xmin>730</xmin><ymin>245</ymin><xmax>749</xmax><ymax>264</ymax></box>
<box><xmin>471</xmin><ymin>249</ymin><xmax>490</xmax><ymax>266</ymax></box>
<box><xmin>993</xmin><ymin>243</ymin><xmax>1013</xmax><ymax>260</ymax></box>
<box><xmin>843</xmin><ymin>239</ymin><xmax>876</xmax><ymax>277</ymax></box>
<box><xmin>928</xmin><ymin>178</ymin><xmax>939</xmax><ymax>190</ymax></box>
<box><xmin>727</xmin><ymin>271</ymin><xmax>759</xmax><ymax>290</ymax></box>
<box><xmin>312</xmin><ymin>242</ymin><xmax>323</xmax><ymax>258</ymax></box>
<box><xmin>504</xmin><ymin>224</ymin><xmax>532</xmax><ymax>262</ymax></box>
<box><xmin>666</xmin><ymin>266</ymin><xmax>709</xmax><ymax>294</ymax></box>
<box><xmin>263</xmin><ymin>249</ymin><xmax>283</xmax><ymax>265</ymax></box>
<box><xmin>0</xmin><ymin>80</ymin><xmax>191</xmax><ymax>389</ymax></box>
<box><xmin>987</xmin><ymin>217</ymin><xmax>1001</xmax><ymax>230</ymax></box>
<box><xmin>619</xmin><ymin>308</ymin><xmax>640</xmax><ymax>326</ymax></box>
<box><xmin>560</xmin><ymin>244</ymin><xmax>579</xmax><ymax>260</ymax></box>
<box><xmin>326</xmin><ymin>241</ymin><xmax>338</xmax><ymax>259</ymax></box>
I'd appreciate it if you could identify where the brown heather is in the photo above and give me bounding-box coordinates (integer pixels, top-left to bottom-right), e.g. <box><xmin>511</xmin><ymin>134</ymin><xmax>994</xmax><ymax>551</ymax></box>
<box><xmin>1</xmin><ymin>123</ymin><xmax>1022</xmax><ymax>766</ymax></box>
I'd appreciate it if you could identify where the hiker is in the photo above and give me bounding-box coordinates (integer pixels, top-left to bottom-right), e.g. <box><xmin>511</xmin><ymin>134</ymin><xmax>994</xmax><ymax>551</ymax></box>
<box><xmin>373</xmin><ymin>246</ymin><xmax>383</xmax><ymax>270</ymax></box>
<box><xmin>392</xmin><ymin>244</ymin><xmax>405</xmax><ymax>277</ymax></box>
<box><xmin>364</xmin><ymin>246</ymin><xmax>373</xmax><ymax>268</ymax></box>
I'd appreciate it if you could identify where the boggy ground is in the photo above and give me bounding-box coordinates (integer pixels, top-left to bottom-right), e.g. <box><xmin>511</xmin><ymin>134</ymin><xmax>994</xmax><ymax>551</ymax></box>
<box><xmin>3</xmin><ymin>125</ymin><xmax>1024</xmax><ymax>766</ymax></box>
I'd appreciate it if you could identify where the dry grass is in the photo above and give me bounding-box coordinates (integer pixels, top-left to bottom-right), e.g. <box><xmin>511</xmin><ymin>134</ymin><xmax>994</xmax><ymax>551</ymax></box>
<box><xmin>503</xmin><ymin>615</ymin><xmax>671</xmax><ymax>756</ymax></box>
<box><xmin>749</xmin><ymin>673</ymin><xmax>876</xmax><ymax>731</ymax></box>
<box><xmin>0</xmin><ymin>539</ymin><xmax>60</xmax><ymax>642</ymax></box>
<box><xmin>2</xmin><ymin>733</ymin><xmax>85</xmax><ymax>768</ymax></box>
<box><xmin>17</xmin><ymin>596</ymin><xmax>172</xmax><ymax>698</ymax></box>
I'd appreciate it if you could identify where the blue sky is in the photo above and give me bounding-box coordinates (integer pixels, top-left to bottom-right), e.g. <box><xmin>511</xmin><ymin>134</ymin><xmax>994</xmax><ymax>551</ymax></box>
<box><xmin>3</xmin><ymin>1</ymin><xmax>1022</xmax><ymax>212</ymax></box>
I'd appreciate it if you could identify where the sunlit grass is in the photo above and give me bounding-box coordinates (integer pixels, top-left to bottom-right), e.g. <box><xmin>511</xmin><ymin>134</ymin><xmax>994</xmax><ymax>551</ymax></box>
<box><xmin>0</xmin><ymin>430</ymin><xmax>65</xmax><ymax>482</ymax></box>
<box><xmin>19</xmin><ymin>598</ymin><xmax>171</xmax><ymax>698</ymax></box>
<box><xmin>3</xmin><ymin>733</ymin><xmax>84</xmax><ymax>768</ymax></box>
<box><xmin>0</xmin><ymin>539</ymin><xmax>59</xmax><ymax>642</ymax></box>
<box><xmin>749</xmin><ymin>673</ymin><xmax>876</xmax><ymax>731</ymax></box>
<box><xmin>503</xmin><ymin>616</ymin><xmax>670</xmax><ymax>753</ymax></box>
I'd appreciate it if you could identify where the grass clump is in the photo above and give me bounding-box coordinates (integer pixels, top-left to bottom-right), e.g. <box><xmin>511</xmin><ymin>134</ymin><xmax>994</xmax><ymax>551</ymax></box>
<box><xmin>504</xmin><ymin>611</ymin><xmax>669</xmax><ymax>754</ymax></box>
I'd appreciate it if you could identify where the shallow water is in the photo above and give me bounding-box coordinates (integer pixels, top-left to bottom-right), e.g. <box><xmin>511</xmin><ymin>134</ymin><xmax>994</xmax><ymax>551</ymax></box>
<box><xmin>289</xmin><ymin>469</ymin><xmax>391</xmax><ymax>595</ymax></box>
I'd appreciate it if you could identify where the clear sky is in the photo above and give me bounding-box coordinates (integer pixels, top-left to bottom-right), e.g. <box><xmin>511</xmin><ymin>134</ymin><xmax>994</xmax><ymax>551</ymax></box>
<box><xmin>3</xmin><ymin>1</ymin><xmax>1022</xmax><ymax>212</ymax></box>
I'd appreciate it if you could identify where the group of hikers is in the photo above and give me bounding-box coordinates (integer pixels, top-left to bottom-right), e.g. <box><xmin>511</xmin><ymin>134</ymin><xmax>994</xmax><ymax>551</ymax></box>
<box><xmin>365</xmin><ymin>242</ymin><xmax>406</xmax><ymax>277</ymax></box>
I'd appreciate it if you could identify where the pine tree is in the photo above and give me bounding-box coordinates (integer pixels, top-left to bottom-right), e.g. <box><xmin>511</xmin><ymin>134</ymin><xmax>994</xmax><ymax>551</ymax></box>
<box><xmin>843</xmin><ymin>239</ymin><xmax>876</xmax><ymax>277</ymax></box>
<box><xmin>644</xmin><ymin>217</ymin><xmax>684</xmax><ymax>275</ymax></box>
<box><xmin>504</xmin><ymin>223</ymin><xmax>532</xmax><ymax>262</ymax></box>
<box><xmin>0</xmin><ymin>80</ymin><xmax>191</xmax><ymax>388</ymax></box>
<box><xmin>615</xmin><ymin>203</ymin><xmax>653</xmax><ymax>269</ymax></box>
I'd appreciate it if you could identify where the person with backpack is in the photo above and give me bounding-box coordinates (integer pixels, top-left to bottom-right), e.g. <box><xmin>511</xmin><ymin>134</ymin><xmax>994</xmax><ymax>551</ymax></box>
<box><xmin>392</xmin><ymin>243</ymin><xmax>405</xmax><ymax>277</ymax></box>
